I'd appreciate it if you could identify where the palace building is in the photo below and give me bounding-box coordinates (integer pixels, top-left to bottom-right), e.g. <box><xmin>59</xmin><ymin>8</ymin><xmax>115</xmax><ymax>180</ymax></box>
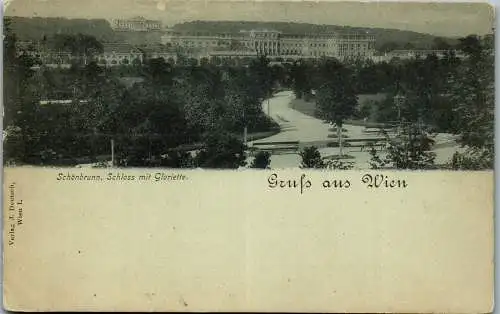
<box><xmin>17</xmin><ymin>25</ymin><xmax>378</xmax><ymax>69</ymax></box>
<box><xmin>161</xmin><ymin>28</ymin><xmax>376</xmax><ymax>60</ymax></box>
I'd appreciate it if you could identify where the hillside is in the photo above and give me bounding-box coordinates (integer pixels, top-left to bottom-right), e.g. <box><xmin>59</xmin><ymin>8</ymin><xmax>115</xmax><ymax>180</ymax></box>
<box><xmin>6</xmin><ymin>17</ymin><xmax>460</xmax><ymax>51</ymax></box>
<box><xmin>6</xmin><ymin>16</ymin><xmax>120</xmax><ymax>42</ymax></box>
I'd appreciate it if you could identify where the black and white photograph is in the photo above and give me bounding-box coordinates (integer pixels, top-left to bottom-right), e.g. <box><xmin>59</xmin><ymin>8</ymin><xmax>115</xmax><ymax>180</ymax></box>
<box><xmin>1</xmin><ymin>2</ymin><xmax>495</xmax><ymax>312</ymax></box>
<box><xmin>3</xmin><ymin>0</ymin><xmax>494</xmax><ymax>170</ymax></box>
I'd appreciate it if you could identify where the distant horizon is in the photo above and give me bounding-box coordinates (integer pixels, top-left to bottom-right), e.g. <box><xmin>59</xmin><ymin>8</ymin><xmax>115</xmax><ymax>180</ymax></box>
<box><xmin>4</xmin><ymin>0</ymin><xmax>494</xmax><ymax>37</ymax></box>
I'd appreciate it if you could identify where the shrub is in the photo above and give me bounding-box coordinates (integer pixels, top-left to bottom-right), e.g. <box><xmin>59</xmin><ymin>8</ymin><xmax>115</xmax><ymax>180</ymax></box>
<box><xmin>324</xmin><ymin>159</ymin><xmax>355</xmax><ymax>170</ymax></box>
<box><xmin>300</xmin><ymin>146</ymin><xmax>324</xmax><ymax>168</ymax></box>
<box><xmin>196</xmin><ymin>131</ymin><xmax>247</xmax><ymax>169</ymax></box>
<box><xmin>250</xmin><ymin>151</ymin><xmax>271</xmax><ymax>169</ymax></box>
<box><xmin>448</xmin><ymin>149</ymin><xmax>493</xmax><ymax>170</ymax></box>
<box><xmin>369</xmin><ymin>129</ymin><xmax>436</xmax><ymax>170</ymax></box>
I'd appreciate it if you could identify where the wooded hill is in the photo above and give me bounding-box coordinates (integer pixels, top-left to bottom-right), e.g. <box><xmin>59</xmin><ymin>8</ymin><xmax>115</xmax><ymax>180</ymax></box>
<box><xmin>7</xmin><ymin>16</ymin><xmax>460</xmax><ymax>52</ymax></box>
<box><xmin>8</xmin><ymin>17</ymin><xmax>119</xmax><ymax>42</ymax></box>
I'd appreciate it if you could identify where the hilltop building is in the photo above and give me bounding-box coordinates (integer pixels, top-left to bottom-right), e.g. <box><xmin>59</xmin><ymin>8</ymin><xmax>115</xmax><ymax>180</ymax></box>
<box><xmin>111</xmin><ymin>16</ymin><xmax>162</xmax><ymax>32</ymax></box>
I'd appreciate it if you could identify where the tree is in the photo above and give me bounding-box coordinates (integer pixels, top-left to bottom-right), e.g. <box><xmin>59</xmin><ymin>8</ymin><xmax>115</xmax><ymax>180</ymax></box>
<box><xmin>3</xmin><ymin>17</ymin><xmax>20</xmax><ymax>128</ymax></box>
<box><xmin>52</xmin><ymin>33</ymin><xmax>103</xmax><ymax>61</ymax></box>
<box><xmin>356</xmin><ymin>100</ymin><xmax>376</xmax><ymax>121</ymax></box>
<box><xmin>3</xmin><ymin>18</ymin><xmax>42</xmax><ymax>164</ymax></box>
<box><xmin>369</xmin><ymin>125</ymin><xmax>436</xmax><ymax>170</ymax></box>
<box><xmin>178</xmin><ymin>66</ymin><xmax>225</xmax><ymax>134</ymax></box>
<box><xmin>196</xmin><ymin>130</ymin><xmax>247</xmax><ymax>169</ymax></box>
<box><xmin>200</xmin><ymin>57</ymin><xmax>209</xmax><ymax>66</ymax></box>
<box><xmin>457</xmin><ymin>35</ymin><xmax>483</xmax><ymax>58</ymax></box>
<box><xmin>290</xmin><ymin>60</ymin><xmax>314</xmax><ymax>99</ymax></box>
<box><xmin>223</xmin><ymin>67</ymin><xmax>265</xmax><ymax>133</ymax></box>
<box><xmin>300</xmin><ymin>146</ymin><xmax>324</xmax><ymax>168</ymax></box>
<box><xmin>250</xmin><ymin>151</ymin><xmax>271</xmax><ymax>169</ymax></box>
<box><xmin>445</xmin><ymin>35</ymin><xmax>494</xmax><ymax>169</ymax></box>
<box><xmin>432</xmin><ymin>37</ymin><xmax>451</xmax><ymax>50</ymax></box>
<box><xmin>270</xmin><ymin>64</ymin><xmax>288</xmax><ymax>89</ymax></box>
<box><xmin>145</xmin><ymin>57</ymin><xmax>173</xmax><ymax>85</ymax></box>
<box><xmin>248</xmin><ymin>56</ymin><xmax>273</xmax><ymax>100</ymax></box>
<box><xmin>316</xmin><ymin>60</ymin><xmax>357</xmax><ymax>156</ymax></box>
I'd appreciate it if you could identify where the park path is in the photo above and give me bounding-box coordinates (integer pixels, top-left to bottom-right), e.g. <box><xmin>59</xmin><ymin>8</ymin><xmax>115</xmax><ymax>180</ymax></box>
<box><xmin>247</xmin><ymin>90</ymin><xmax>461</xmax><ymax>169</ymax></box>
<box><xmin>251</xmin><ymin>91</ymin><xmax>331</xmax><ymax>143</ymax></box>
<box><xmin>250</xmin><ymin>90</ymin><xmax>372</xmax><ymax>146</ymax></box>
<box><xmin>248</xmin><ymin>91</ymin><xmax>369</xmax><ymax>168</ymax></box>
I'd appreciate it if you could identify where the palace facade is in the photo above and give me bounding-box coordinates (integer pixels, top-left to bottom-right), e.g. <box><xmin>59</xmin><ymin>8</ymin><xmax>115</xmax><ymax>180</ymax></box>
<box><xmin>161</xmin><ymin>29</ymin><xmax>376</xmax><ymax>60</ymax></box>
<box><xmin>16</xmin><ymin>26</ymin><xmax>378</xmax><ymax>68</ymax></box>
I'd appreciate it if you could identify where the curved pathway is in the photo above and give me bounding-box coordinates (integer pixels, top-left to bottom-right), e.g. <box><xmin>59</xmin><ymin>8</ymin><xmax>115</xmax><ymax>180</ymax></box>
<box><xmin>248</xmin><ymin>90</ymin><xmax>461</xmax><ymax>169</ymax></box>
<box><xmin>249</xmin><ymin>91</ymin><xmax>369</xmax><ymax>168</ymax></box>
<box><xmin>252</xmin><ymin>91</ymin><xmax>333</xmax><ymax>144</ymax></box>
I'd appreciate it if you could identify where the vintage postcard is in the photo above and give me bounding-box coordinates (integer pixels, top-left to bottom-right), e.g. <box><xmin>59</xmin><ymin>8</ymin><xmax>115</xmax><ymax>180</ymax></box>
<box><xmin>2</xmin><ymin>0</ymin><xmax>495</xmax><ymax>312</ymax></box>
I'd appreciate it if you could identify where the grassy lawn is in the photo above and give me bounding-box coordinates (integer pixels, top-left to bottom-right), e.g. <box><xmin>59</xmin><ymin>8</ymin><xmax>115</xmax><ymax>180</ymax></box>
<box><xmin>289</xmin><ymin>93</ymin><xmax>393</xmax><ymax>128</ymax></box>
<box><xmin>289</xmin><ymin>98</ymin><xmax>320</xmax><ymax>118</ymax></box>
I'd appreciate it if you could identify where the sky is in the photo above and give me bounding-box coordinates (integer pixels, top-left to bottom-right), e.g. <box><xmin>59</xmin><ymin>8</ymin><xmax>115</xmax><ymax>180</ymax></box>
<box><xmin>4</xmin><ymin>0</ymin><xmax>495</xmax><ymax>37</ymax></box>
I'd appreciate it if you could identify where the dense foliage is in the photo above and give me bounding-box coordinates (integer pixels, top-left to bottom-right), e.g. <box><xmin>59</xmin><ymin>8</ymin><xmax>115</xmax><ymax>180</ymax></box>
<box><xmin>3</xmin><ymin>25</ymin><xmax>280</xmax><ymax>168</ymax></box>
